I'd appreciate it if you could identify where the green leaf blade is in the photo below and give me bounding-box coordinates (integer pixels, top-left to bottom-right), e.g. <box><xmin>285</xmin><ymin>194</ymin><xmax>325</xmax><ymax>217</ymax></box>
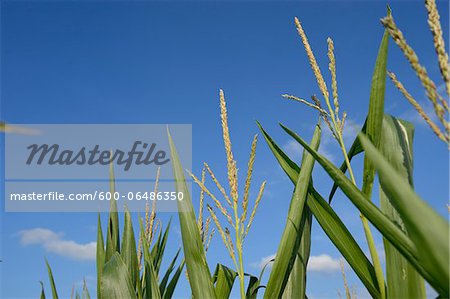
<box><xmin>167</xmin><ymin>129</ymin><xmax>217</xmax><ymax>299</ymax></box>
<box><xmin>163</xmin><ymin>260</ymin><xmax>185</xmax><ymax>299</ymax></box>
<box><xmin>101</xmin><ymin>253</ymin><xmax>137</xmax><ymax>299</ymax></box>
<box><xmin>121</xmin><ymin>209</ymin><xmax>139</xmax><ymax>289</ymax></box>
<box><xmin>213</xmin><ymin>264</ymin><xmax>238</xmax><ymax>299</ymax></box>
<box><xmin>257</xmin><ymin>122</ymin><xmax>381</xmax><ymax>298</ymax></box>
<box><xmin>141</xmin><ymin>228</ymin><xmax>162</xmax><ymax>299</ymax></box>
<box><xmin>96</xmin><ymin>214</ymin><xmax>105</xmax><ymax>299</ymax></box>
<box><xmin>359</xmin><ymin>132</ymin><xmax>449</xmax><ymax>296</ymax></box>
<box><xmin>45</xmin><ymin>259</ymin><xmax>58</xmax><ymax>299</ymax></box>
<box><xmin>378</xmin><ymin>115</ymin><xmax>425</xmax><ymax>298</ymax></box>
<box><xmin>105</xmin><ymin>163</ymin><xmax>120</xmax><ymax>262</ymax></box>
<box><xmin>281</xmin><ymin>207</ymin><xmax>312</xmax><ymax>299</ymax></box>
<box><xmin>264</xmin><ymin>125</ymin><xmax>321</xmax><ymax>299</ymax></box>
<box><xmin>159</xmin><ymin>248</ymin><xmax>181</xmax><ymax>296</ymax></box>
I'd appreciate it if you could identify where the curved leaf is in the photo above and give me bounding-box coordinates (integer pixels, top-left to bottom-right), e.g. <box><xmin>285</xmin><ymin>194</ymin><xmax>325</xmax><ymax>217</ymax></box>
<box><xmin>96</xmin><ymin>214</ymin><xmax>105</xmax><ymax>299</ymax></box>
<box><xmin>121</xmin><ymin>209</ymin><xmax>138</xmax><ymax>289</ymax></box>
<box><xmin>359</xmin><ymin>133</ymin><xmax>449</xmax><ymax>296</ymax></box>
<box><xmin>213</xmin><ymin>264</ymin><xmax>238</xmax><ymax>298</ymax></box>
<box><xmin>163</xmin><ymin>260</ymin><xmax>185</xmax><ymax>299</ymax></box>
<box><xmin>101</xmin><ymin>253</ymin><xmax>137</xmax><ymax>299</ymax></box>
<box><xmin>45</xmin><ymin>259</ymin><xmax>58</xmax><ymax>299</ymax></box>
<box><xmin>40</xmin><ymin>281</ymin><xmax>46</xmax><ymax>299</ymax></box>
<box><xmin>105</xmin><ymin>163</ymin><xmax>120</xmax><ymax>262</ymax></box>
<box><xmin>151</xmin><ymin>220</ymin><xmax>171</xmax><ymax>274</ymax></box>
<box><xmin>328</xmin><ymin>121</ymin><xmax>365</xmax><ymax>202</ymax></box>
<box><xmin>257</xmin><ymin>122</ymin><xmax>381</xmax><ymax>298</ymax></box>
<box><xmin>264</xmin><ymin>125</ymin><xmax>321</xmax><ymax>299</ymax></box>
<box><xmin>159</xmin><ymin>248</ymin><xmax>181</xmax><ymax>296</ymax></box>
<box><xmin>379</xmin><ymin>116</ymin><xmax>425</xmax><ymax>298</ymax></box>
<box><xmin>167</xmin><ymin>129</ymin><xmax>217</xmax><ymax>299</ymax></box>
<box><xmin>141</xmin><ymin>229</ymin><xmax>161</xmax><ymax>299</ymax></box>
<box><xmin>282</xmin><ymin>122</ymin><xmax>441</xmax><ymax>295</ymax></box>
<box><xmin>282</xmin><ymin>207</ymin><xmax>312</xmax><ymax>299</ymax></box>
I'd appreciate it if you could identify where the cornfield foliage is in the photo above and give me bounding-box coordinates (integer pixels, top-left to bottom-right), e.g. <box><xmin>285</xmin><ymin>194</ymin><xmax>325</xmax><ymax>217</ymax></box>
<box><xmin>39</xmin><ymin>2</ymin><xmax>449</xmax><ymax>298</ymax></box>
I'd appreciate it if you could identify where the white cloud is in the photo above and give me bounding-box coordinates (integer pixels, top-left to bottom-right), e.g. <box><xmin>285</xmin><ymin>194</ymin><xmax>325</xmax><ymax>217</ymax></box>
<box><xmin>252</xmin><ymin>253</ymin><xmax>341</xmax><ymax>274</ymax></box>
<box><xmin>251</xmin><ymin>253</ymin><xmax>275</xmax><ymax>270</ymax></box>
<box><xmin>18</xmin><ymin>228</ymin><xmax>96</xmax><ymax>261</ymax></box>
<box><xmin>307</xmin><ymin>254</ymin><xmax>341</xmax><ymax>273</ymax></box>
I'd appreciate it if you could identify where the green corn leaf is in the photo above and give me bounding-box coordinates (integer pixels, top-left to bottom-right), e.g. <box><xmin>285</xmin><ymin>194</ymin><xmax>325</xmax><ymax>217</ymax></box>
<box><xmin>256</xmin><ymin>121</ymin><xmax>300</xmax><ymax>180</ymax></box>
<box><xmin>329</xmin><ymin>15</ymin><xmax>389</xmax><ymax>204</ymax></box>
<box><xmin>213</xmin><ymin>264</ymin><xmax>238</xmax><ymax>298</ymax></box>
<box><xmin>167</xmin><ymin>129</ymin><xmax>217</xmax><ymax>299</ymax></box>
<box><xmin>121</xmin><ymin>208</ymin><xmax>139</xmax><ymax>289</ymax></box>
<box><xmin>328</xmin><ymin>114</ymin><xmax>428</xmax><ymax>296</ymax></box>
<box><xmin>361</xmin><ymin>13</ymin><xmax>389</xmax><ymax>198</ymax></box>
<box><xmin>245</xmin><ymin>275</ymin><xmax>259</xmax><ymax>299</ymax></box>
<box><xmin>359</xmin><ymin>25</ymin><xmax>390</xmax><ymax>299</ymax></box>
<box><xmin>258</xmin><ymin>122</ymin><xmax>381</xmax><ymax>298</ymax></box>
<box><xmin>45</xmin><ymin>258</ymin><xmax>58</xmax><ymax>299</ymax></box>
<box><xmin>75</xmin><ymin>291</ymin><xmax>80</xmax><ymax>299</ymax></box>
<box><xmin>282</xmin><ymin>207</ymin><xmax>312</xmax><ymax>299</ymax></box>
<box><xmin>282</xmin><ymin>122</ymin><xmax>441</xmax><ymax>295</ymax></box>
<box><xmin>150</xmin><ymin>226</ymin><xmax>162</xmax><ymax>262</ymax></box>
<box><xmin>141</xmin><ymin>226</ymin><xmax>162</xmax><ymax>299</ymax></box>
<box><xmin>264</xmin><ymin>125</ymin><xmax>321</xmax><ymax>299</ymax></box>
<box><xmin>151</xmin><ymin>220</ymin><xmax>171</xmax><ymax>275</ymax></box>
<box><xmin>96</xmin><ymin>214</ymin><xmax>105</xmax><ymax>299</ymax></box>
<box><xmin>328</xmin><ymin>122</ymin><xmax>365</xmax><ymax>202</ymax></box>
<box><xmin>143</xmin><ymin>260</ymin><xmax>161</xmax><ymax>299</ymax></box>
<box><xmin>159</xmin><ymin>248</ymin><xmax>181</xmax><ymax>295</ymax></box>
<box><xmin>105</xmin><ymin>163</ymin><xmax>120</xmax><ymax>262</ymax></box>
<box><xmin>259</xmin><ymin>258</ymin><xmax>273</xmax><ymax>281</ymax></box>
<box><xmin>245</xmin><ymin>259</ymin><xmax>272</xmax><ymax>299</ymax></box>
<box><xmin>101</xmin><ymin>253</ymin><xmax>137</xmax><ymax>299</ymax></box>
<box><xmin>40</xmin><ymin>281</ymin><xmax>46</xmax><ymax>299</ymax></box>
<box><xmin>307</xmin><ymin>188</ymin><xmax>382</xmax><ymax>298</ymax></box>
<box><xmin>378</xmin><ymin>115</ymin><xmax>425</xmax><ymax>298</ymax></box>
<box><xmin>163</xmin><ymin>260</ymin><xmax>185</xmax><ymax>299</ymax></box>
<box><xmin>359</xmin><ymin>133</ymin><xmax>449</xmax><ymax>296</ymax></box>
<box><xmin>82</xmin><ymin>278</ymin><xmax>91</xmax><ymax>299</ymax></box>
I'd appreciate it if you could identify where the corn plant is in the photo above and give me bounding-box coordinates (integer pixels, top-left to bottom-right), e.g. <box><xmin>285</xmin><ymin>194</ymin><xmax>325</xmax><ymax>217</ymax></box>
<box><xmin>40</xmin><ymin>166</ymin><xmax>185</xmax><ymax>299</ymax></box>
<box><xmin>167</xmin><ymin>91</ymin><xmax>268</xmax><ymax>299</ymax></box>
<box><xmin>382</xmin><ymin>0</ymin><xmax>449</xmax><ymax>145</ymax></box>
<box><xmin>258</xmin><ymin>5</ymin><xmax>448</xmax><ymax>298</ymax></box>
<box><xmin>38</xmin><ymin>2</ymin><xmax>449</xmax><ymax>298</ymax></box>
<box><xmin>187</xmin><ymin>90</ymin><xmax>266</xmax><ymax>298</ymax></box>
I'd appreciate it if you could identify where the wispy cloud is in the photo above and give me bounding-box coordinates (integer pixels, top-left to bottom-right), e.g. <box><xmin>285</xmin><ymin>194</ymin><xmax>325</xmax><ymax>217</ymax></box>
<box><xmin>251</xmin><ymin>253</ymin><xmax>276</xmax><ymax>270</ymax></box>
<box><xmin>252</xmin><ymin>253</ymin><xmax>342</xmax><ymax>274</ymax></box>
<box><xmin>307</xmin><ymin>254</ymin><xmax>341</xmax><ymax>273</ymax></box>
<box><xmin>18</xmin><ymin>228</ymin><xmax>96</xmax><ymax>261</ymax></box>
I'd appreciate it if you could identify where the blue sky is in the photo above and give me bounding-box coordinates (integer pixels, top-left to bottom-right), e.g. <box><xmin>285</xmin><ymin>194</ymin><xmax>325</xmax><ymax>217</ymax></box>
<box><xmin>1</xmin><ymin>1</ymin><xmax>449</xmax><ymax>298</ymax></box>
